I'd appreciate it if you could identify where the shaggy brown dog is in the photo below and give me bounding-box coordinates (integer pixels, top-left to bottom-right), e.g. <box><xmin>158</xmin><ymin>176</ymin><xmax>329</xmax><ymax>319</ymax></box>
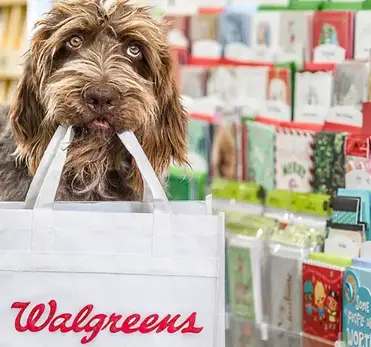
<box><xmin>0</xmin><ymin>0</ymin><xmax>187</xmax><ymax>201</ymax></box>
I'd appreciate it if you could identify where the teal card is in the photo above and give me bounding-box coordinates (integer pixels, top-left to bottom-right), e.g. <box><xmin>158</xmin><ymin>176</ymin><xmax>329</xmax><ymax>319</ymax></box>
<box><xmin>343</xmin><ymin>267</ymin><xmax>371</xmax><ymax>346</ymax></box>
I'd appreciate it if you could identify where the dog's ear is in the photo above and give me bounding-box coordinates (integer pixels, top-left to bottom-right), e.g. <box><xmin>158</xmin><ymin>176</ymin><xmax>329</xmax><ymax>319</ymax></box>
<box><xmin>9</xmin><ymin>55</ymin><xmax>46</xmax><ymax>174</ymax></box>
<box><xmin>142</xmin><ymin>50</ymin><xmax>188</xmax><ymax>178</ymax></box>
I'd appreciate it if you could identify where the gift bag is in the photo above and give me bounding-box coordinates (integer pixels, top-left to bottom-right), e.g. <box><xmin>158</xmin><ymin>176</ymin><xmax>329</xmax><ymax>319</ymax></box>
<box><xmin>0</xmin><ymin>126</ymin><xmax>225</xmax><ymax>347</ymax></box>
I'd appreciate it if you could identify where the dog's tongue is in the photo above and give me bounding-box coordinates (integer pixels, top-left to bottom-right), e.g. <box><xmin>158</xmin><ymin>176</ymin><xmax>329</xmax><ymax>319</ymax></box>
<box><xmin>90</xmin><ymin>118</ymin><xmax>111</xmax><ymax>130</ymax></box>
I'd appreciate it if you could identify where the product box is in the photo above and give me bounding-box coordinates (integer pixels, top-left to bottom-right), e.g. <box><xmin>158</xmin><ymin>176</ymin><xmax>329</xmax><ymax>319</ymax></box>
<box><xmin>312</xmin><ymin>11</ymin><xmax>354</xmax><ymax>63</ymax></box>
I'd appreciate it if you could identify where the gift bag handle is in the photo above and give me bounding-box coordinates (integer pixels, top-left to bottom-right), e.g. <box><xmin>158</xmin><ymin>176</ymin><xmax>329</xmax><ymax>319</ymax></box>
<box><xmin>34</xmin><ymin>126</ymin><xmax>168</xmax><ymax>208</ymax></box>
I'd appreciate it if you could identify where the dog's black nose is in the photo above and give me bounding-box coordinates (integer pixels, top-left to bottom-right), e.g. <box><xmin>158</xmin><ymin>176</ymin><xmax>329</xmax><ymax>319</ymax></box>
<box><xmin>84</xmin><ymin>86</ymin><xmax>119</xmax><ymax>114</ymax></box>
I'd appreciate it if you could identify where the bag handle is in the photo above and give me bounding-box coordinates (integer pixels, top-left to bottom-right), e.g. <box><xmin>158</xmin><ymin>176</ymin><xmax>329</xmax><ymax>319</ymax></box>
<box><xmin>34</xmin><ymin>127</ymin><xmax>168</xmax><ymax>208</ymax></box>
<box><xmin>24</xmin><ymin>126</ymin><xmax>68</xmax><ymax>209</ymax></box>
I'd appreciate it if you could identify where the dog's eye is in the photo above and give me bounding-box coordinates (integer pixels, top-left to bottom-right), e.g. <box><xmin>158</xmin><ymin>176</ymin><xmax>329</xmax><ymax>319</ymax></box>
<box><xmin>67</xmin><ymin>35</ymin><xmax>83</xmax><ymax>49</ymax></box>
<box><xmin>126</xmin><ymin>44</ymin><xmax>142</xmax><ymax>59</ymax></box>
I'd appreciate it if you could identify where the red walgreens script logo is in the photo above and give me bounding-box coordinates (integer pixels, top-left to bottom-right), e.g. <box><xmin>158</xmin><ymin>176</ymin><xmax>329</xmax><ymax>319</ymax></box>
<box><xmin>11</xmin><ymin>300</ymin><xmax>204</xmax><ymax>344</ymax></box>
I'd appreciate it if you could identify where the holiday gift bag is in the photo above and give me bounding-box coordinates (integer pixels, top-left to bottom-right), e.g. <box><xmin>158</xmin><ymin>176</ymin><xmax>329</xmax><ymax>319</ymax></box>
<box><xmin>0</xmin><ymin>126</ymin><xmax>225</xmax><ymax>347</ymax></box>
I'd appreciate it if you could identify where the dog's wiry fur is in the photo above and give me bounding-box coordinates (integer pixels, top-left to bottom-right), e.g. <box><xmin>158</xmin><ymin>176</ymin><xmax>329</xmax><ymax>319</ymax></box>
<box><xmin>0</xmin><ymin>0</ymin><xmax>187</xmax><ymax>201</ymax></box>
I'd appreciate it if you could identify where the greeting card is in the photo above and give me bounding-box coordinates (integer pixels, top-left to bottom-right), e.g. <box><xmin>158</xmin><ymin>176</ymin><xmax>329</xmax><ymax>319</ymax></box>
<box><xmin>327</xmin><ymin>62</ymin><xmax>367</xmax><ymax>127</ymax></box>
<box><xmin>228</xmin><ymin>245</ymin><xmax>255</xmax><ymax>320</ymax></box>
<box><xmin>343</xmin><ymin>266</ymin><xmax>371</xmax><ymax>347</ymax></box>
<box><xmin>180</xmin><ymin>66</ymin><xmax>208</xmax><ymax>98</ymax></box>
<box><xmin>227</xmin><ymin>235</ymin><xmax>264</xmax><ymax>324</ymax></box>
<box><xmin>302</xmin><ymin>261</ymin><xmax>344</xmax><ymax>342</ymax></box>
<box><xmin>234</xmin><ymin>66</ymin><xmax>269</xmax><ymax>115</ymax></box>
<box><xmin>190</xmin><ymin>13</ymin><xmax>219</xmax><ymax>41</ymax></box>
<box><xmin>207</xmin><ymin>67</ymin><xmax>239</xmax><ymax>112</ymax></box>
<box><xmin>165</xmin><ymin>15</ymin><xmax>189</xmax><ymax>50</ymax></box>
<box><xmin>312</xmin><ymin>132</ymin><xmax>346</xmax><ymax>195</ymax></box>
<box><xmin>230</xmin><ymin>318</ymin><xmax>262</xmax><ymax>347</ymax></box>
<box><xmin>246</xmin><ymin>121</ymin><xmax>276</xmax><ymax>191</ymax></box>
<box><xmin>275</xmin><ymin>128</ymin><xmax>314</xmax><ymax>193</ymax></box>
<box><xmin>294</xmin><ymin>71</ymin><xmax>333</xmax><ymax>124</ymax></box>
<box><xmin>334</xmin><ymin>63</ymin><xmax>367</xmax><ymax>108</ymax></box>
<box><xmin>345</xmin><ymin>135</ymin><xmax>371</xmax><ymax>190</ymax></box>
<box><xmin>211</xmin><ymin>122</ymin><xmax>242</xmax><ymax>180</ymax></box>
<box><xmin>312</xmin><ymin>11</ymin><xmax>353</xmax><ymax>63</ymax></box>
<box><xmin>268</xmin><ymin>245</ymin><xmax>304</xmax><ymax>334</ymax></box>
<box><xmin>251</xmin><ymin>11</ymin><xmax>281</xmax><ymax>61</ymax></box>
<box><xmin>279</xmin><ymin>11</ymin><xmax>313</xmax><ymax>63</ymax></box>
<box><xmin>218</xmin><ymin>8</ymin><xmax>251</xmax><ymax>48</ymax></box>
<box><xmin>355</xmin><ymin>11</ymin><xmax>371</xmax><ymax>60</ymax></box>
<box><xmin>262</xmin><ymin>66</ymin><xmax>292</xmax><ymax>121</ymax></box>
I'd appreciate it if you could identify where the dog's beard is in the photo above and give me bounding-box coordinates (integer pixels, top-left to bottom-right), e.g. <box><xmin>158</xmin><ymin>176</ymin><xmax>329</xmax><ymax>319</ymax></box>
<box><xmin>59</xmin><ymin>128</ymin><xmax>135</xmax><ymax>201</ymax></box>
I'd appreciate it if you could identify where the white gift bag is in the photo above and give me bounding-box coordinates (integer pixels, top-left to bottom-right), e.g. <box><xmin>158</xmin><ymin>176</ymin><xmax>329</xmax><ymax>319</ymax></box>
<box><xmin>0</xmin><ymin>126</ymin><xmax>225</xmax><ymax>347</ymax></box>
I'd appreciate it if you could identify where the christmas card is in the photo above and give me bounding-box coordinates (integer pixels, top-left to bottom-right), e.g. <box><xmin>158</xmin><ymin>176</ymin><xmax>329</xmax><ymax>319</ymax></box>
<box><xmin>294</xmin><ymin>71</ymin><xmax>333</xmax><ymax>124</ymax></box>
<box><xmin>262</xmin><ymin>66</ymin><xmax>292</xmax><ymax>121</ymax></box>
<box><xmin>327</xmin><ymin>62</ymin><xmax>368</xmax><ymax>127</ymax></box>
<box><xmin>275</xmin><ymin>128</ymin><xmax>314</xmax><ymax>193</ymax></box>
<box><xmin>279</xmin><ymin>11</ymin><xmax>313</xmax><ymax>64</ymax></box>
<box><xmin>313</xmin><ymin>11</ymin><xmax>354</xmax><ymax>63</ymax></box>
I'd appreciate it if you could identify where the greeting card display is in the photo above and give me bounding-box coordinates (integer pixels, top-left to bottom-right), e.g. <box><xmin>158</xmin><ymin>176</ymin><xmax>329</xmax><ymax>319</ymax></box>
<box><xmin>302</xmin><ymin>261</ymin><xmax>344</xmax><ymax>342</ymax></box>
<box><xmin>312</xmin><ymin>11</ymin><xmax>353</xmax><ymax>63</ymax></box>
<box><xmin>294</xmin><ymin>71</ymin><xmax>333</xmax><ymax>124</ymax></box>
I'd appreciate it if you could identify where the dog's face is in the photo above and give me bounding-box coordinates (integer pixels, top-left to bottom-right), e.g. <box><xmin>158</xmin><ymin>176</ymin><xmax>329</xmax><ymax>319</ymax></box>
<box><xmin>9</xmin><ymin>0</ymin><xmax>187</xmax><ymax>199</ymax></box>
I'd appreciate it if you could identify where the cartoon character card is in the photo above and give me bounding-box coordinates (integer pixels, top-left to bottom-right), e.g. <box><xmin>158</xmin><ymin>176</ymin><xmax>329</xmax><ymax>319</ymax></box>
<box><xmin>302</xmin><ymin>262</ymin><xmax>343</xmax><ymax>342</ymax></box>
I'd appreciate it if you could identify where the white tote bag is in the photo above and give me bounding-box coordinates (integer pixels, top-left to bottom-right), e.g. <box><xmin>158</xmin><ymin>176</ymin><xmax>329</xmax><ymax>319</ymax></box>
<box><xmin>0</xmin><ymin>126</ymin><xmax>225</xmax><ymax>347</ymax></box>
